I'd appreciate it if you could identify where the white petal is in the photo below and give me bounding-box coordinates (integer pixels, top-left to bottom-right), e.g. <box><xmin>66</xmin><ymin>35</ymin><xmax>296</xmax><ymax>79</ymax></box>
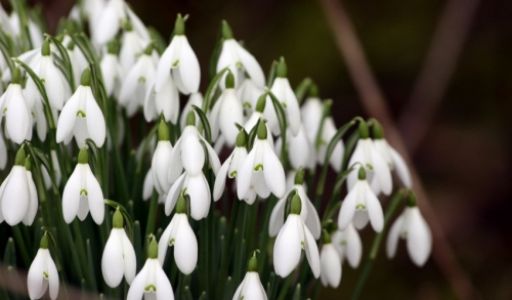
<box><xmin>85</xmin><ymin>166</ymin><xmax>105</xmax><ymax>224</ymax></box>
<box><xmin>386</xmin><ymin>214</ymin><xmax>403</xmax><ymax>259</ymax></box>
<box><xmin>174</xmin><ymin>216</ymin><xmax>198</xmax><ymax>274</ymax></box>
<box><xmin>218</xmin><ymin>90</ymin><xmax>243</xmax><ymax>146</ymax></box>
<box><xmin>187</xmin><ymin>174</ymin><xmax>211</xmax><ymax>220</ymax></box>
<box><xmin>320</xmin><ymin>244</ymin><xmax>341</xmax><ymax>288</ymax></box>
<box><xmin>94</xmin><ymin>0</ymin><xmax>123</xmax><ymax>45</ymax></box>
<box><xmin>407</xmin><ymin>208</ymin><xmax>432</xmax><ymax>266</ymax></box>
<box><xmin>1</xmin><ymin>166</ymin><xmax>30</xmax><ymax>225</ymax></box>
<box><xmin>268</xmin><ymin>197</ymin><xmax>287</xmax><ymax>237</ymax></box>
<box><xmin>5</xmin><ymin>85</ymin><xmax>31</xmax><ymax>143</ymax></box>
<box><xmin>213</xmin><ymin>156</ymin><xmax>231</xmax><ymax>201</ymax></box>
<box><xmin>46</xmin><ymin>253</ymin><xmax>59</xmax><ymax>300</ymax></box>
<box><xmin>152</xmin><ymin>141</ymin><xmax>173</xmax><ymax>194</ymax></box>
<box><xmin>62</xmin><ymin>165</ymin><xmax>82</xmax><ymax>223</ymax></box>
<box><xmin>85</xmin><ymin>89</ymin><xmax>106</xmax><ymax>147</ymax></box>
<box><xmin>304</xmin><ymin>196</ymin><xmax>322</xmax><ymax>240</ymax></box>
<box><xmin>165</xmin><ymin>174</ymin><xmax>185</xmax><ymax>215</ymax></box>
<box><xmin>181</xmin><ymin>131</ymin><xmax>205</xmax><ymax>175</ymax></box>
<box><xmin>127</xmin><ymin>261</ymin><xmax>148</xmax><ymax>300</ymax></box>
<box><xmin>27</xmin><ymin>249</ymin><xmax>47</xmax><ymax>299</ymax></box>
<box><xmin>236</xmin><ymin>148</ymin><xmax>255</xmax><ymax>199</ymax></box>
<box><xmin>102</xmin><ymin>229</ymin><xmax>125</xmax><ymax>287</ymax></box>
<box><xmin>337</xmin><ymin>189</ymin><xmax>357</xmax><ymax>230</ymax></box>
<box><xmin>240</xmin><ymin>272</ymin><xmax>268</xmax><ymax>300</ymax></box>
<box><xmin>345</xmin><ymin>225</ymin><xmax>362</xmax><ymax>268</ymax></box>
<box><xmin>365</xmin><ymin>189</ymin><xmax>384</xmax><ymax>232</ymax></box>
<box><xmin>273</xmin><ymin>215</ymin><xmax>302</xmax><ymax>277</ymax></box>
<box><xmin>155</xmin><ymin>262</ymin><xmax>174</xmax><ymax>300</ymax></box>
<box><xmin>173</xmin><ymin>37</ymin><xmax>200</xmax><ymax>94</ymax></box>
<box><xmin>390</xmin><ymin>147</ymin><xmax>412</xmax><ymax>188</ymax></box>
<box><xmin>23</xmin><ymin>171</ymin><xmax>39</xmax><ymax>225</ymax></box>
<box><xmin>370</xmin><ymin>145</ymin><xmax>392</xmax><ymax>195</ymax></box>
<box><xmin>56</xmin><ymin>85</ymin><xmax>80</xmax><ymax>142</ymax></box>
<box><xmin>143</xmin><ymin>169</ymin><xmax>155</xmax><ymax>200</ymax></box>
<box><xmin>121</xmin><ymin>231</ymin><xmax>137</xmax><ymax>284</ymax></box>
<box><xmin>235</xmin><ymin>43</ymin><xmax>265</xmax><ymax>87</ymax></box>
<box><xmin>262</xmin><ymin>143</ymin><xmax>285</xmax><ymax>198</ymax></box>
<box><xmin>303</xmin><ymin>225</ymin><xmax>321</xmax><ymax>278</ymax></box>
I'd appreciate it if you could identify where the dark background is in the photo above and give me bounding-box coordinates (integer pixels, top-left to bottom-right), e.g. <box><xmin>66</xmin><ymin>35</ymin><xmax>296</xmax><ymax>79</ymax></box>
<box><xmin>11</xmin><ymin>0</ymin><xmax>512</xmax><ymax>298</ymax></box>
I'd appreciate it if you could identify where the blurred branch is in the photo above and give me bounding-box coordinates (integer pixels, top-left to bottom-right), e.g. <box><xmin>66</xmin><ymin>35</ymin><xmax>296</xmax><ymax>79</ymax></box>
<box><xmin>318</xmin><ymin>0</ymin><xmax>478</xmax><ymax>298</ymax></box>
<box><xmin>399</xmin><ymin>0</ymin><xmax>480</xmax><ymax>153</ymax></box>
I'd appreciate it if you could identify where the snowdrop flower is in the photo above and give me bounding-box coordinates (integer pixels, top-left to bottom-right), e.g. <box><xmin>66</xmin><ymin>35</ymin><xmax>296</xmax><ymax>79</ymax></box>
<box><xmin>9</xmin><ymin>13</ymin><xmax>43</xmax><ymax>48</ymax></box>
<box><xmin>276</xmin><ymin>125</ymin><xmax>315</xmax><ymax>170</ymax></box>
<box><xmin>119</xmin><ymin>45</ymin><xmax>156</xmax><ymax>116</ymax></box>
<box><xmin>243</xmin><ymin>95</ymin><xmax>273</xmax><ymax>146</ymax></box>
<box><xmin>100</xmin><ymin>40</ymin><xmax>123</xmax><ymax>98</ymax></box>
<box><xmin>167</xmin><ymin>111</ymin><xmax>220</xmax><ymax>184</ymax></box>
<box><xmin>142</xmin><ymin>168</ymin><xmax>155</xmax><ymax>201</ymax></box>
<box><xmin>331</xmin><ymin>224</ymin><xmax>362</xmax><ymax>268</ymax></box>
<box><xmin>165</xmin><ymin>171</ymin><xmax>211</xmax><ymax>220</ymax></box>
<box><xmin>237</xmin><ymin>121</ymin><xmax>286</xmax><ymax>200</ymax></box>
<box><xmin>62</xmin><ymin>148</ymin><xmax>105</xmax><ymax>224</ymax></box>
<box><xmin>387</xmin><ymin>194</ymin><xmax>432</xmax><ymax>267</ymax></box>
<box><xmin>144</xmin><ymin>74</ymin><xmax>180</xmax><ymax>123</ymax></box>
<box><xmin>213</xmin><ymin>130</ymin><xmax>248</xmax><ymax>202</ymax></box>
<box><xmin>156</xmin><ymin>14</ymin><xmax>200</xmax><ymax>95</ymax></box>
<box><xmin>64</xmin><ymin>38</ymin><xmax>89</xmax><ymax>88</ymax></box>
<box><xmin>0</xmin><ymin>148</ymin><xmax>38</xmax><ymax>226</ymax></box>
<box><xmin>347</xmin><ymin>121</ymin><xmax>392</xmax><ymax>196</ymax></box>
<box><xmin>0</xmin><ymin>68</ymin><xmax>33</xmax><ymax>144</ymax></box>
<box><xmin>371</xmin><ymin>120</ymin><xmax>412</xmax><ymax>188</ymax></box>
<box><xmin>127</xmin><ymin>235</ymin><xmax>174</xmax><ymax>300</ymax></box>
<box><xmin>320</xmin><ymin>231</ymin><xmax>342</xmax><ymax>288</ymax></box>
<box><xmin>158</xmin><ymin>195</ymin><xmax>198</xmax><ymax>274</ymax></box>
<box><xmin>273</xmin><ymin>193</ymin><xmax>320</xmax><ymax>278</ymax></box>
<box><xmin>216</xmin><ymin>20</ymin><xmax>265</xmax><ymax>88</ymax></box>
<box><xmin>27</xmin><ymin>234</ymin><xmax>59</xmax><ymax>300</ymax></box>
<box><xmin>151</xmin><ymin>120</ymin><xmax>173</xmax><ymax>197</ymax></box>
<box><xmin>179</xmin><ymin>93</ymin><xmax>202</xmax><ymax>128</ymax></box>
<box><xmin>56</xmin><ymin>68</ymin><xmax>106</xmax><ymax>148</ymax></box>
<box><xmin>80</xmin><ymin>0</ymin><xmax>105</xmax><ymax>34</ymax></box>
<box><xmin>264</xmin><ymin>58</ymin><xmax>301</xmax><ymax>135</ymax></box>
<box><xmin>210</xmin><ymin>72</ymin><xmax>244</xmax><ymax>145</ymax></box>
<box><xmin>269</xmin><ymin>170</ymin><xmax>321</xmax><ymax>239</ymax></box>
<box><xmin>119</xmin><ymin>22</ymin><xmax>148</xmax><ymax>73</ymax></box>
<box><xmin>237</xmin><ymin>78</ymin><xmax>264</xmax><ymax>114</ymax></box>
<box><xmin>338</xmin><ymin>167</ymin><xmax>384</xmax><ymax>232</ymax></box>
<box><xmin>233</xmin><ymin>252</ymin><xmax>268</xmax><ymax>300</ymax></box>
<box><xmin>102</xmin><ymin>208</ymin><xmax>136</xmax><ymax>287</ymax></box>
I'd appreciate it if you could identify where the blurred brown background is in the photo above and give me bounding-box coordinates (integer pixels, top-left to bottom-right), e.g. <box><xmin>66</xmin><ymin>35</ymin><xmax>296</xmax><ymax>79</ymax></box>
<box><xmin>16</xmin><ymin>0</ymin><xmax>512</xmax><ymax>298</ymax></box>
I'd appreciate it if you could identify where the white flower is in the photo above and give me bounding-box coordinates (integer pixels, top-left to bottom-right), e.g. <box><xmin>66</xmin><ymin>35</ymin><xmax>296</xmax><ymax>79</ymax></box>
<box><xmin>0</xmin><ymin>81</ymin><xmax>33</xmax><ymax>144</ymax></box>
<box><xmin>62</xmin><ymin>149</ymin><xmax>105</xmax><ymax>224</ymax></box>
<box><xmin>0</xmin><ymin>148</ymin><xmax>38</xmax><ymax>226</ymax></box>
<box><xmin>320</xmin><ymin>242</ymin><xmax>341</xmax><ymax>288</ymax></box>
<box><xmin>269</xmin><ymin>173</ymin><xmax>321</xmax><ymax>239</ymax></box>
<box><xmin>237</xmin><ymin>79</ymin><xmax>264</xmax><ymax>114</ymax></box>
<box><xmin>276</xmin><ymin>125</ymin><xmax>315</xmax><ymax>170</ymax></box>
<box><xmin>102</xmin><ymin>209</ymin><xmax>136</xmax><ymax>287</ymax></box>
<box><xmin>233</xmin><ymin>254</ymin><xmax>267</xmax><ymax>300</ymax></box>
<box><xmin>338</xmin><ymin>167</ymin><xmax>384</xmax><ymax>232</ymax></box>
<box><xmin>27</xmin><ymin>236</ymin><xmax>59</xmax><ymax>300</ymax></box>
<box><xmin>273</xmin><ymin>193</ymin><xmax>320</xmax><ymax>278</ymax></box>
<box><xmin>142</xmin><ymin>168</ymin><xmax>155</xmax><ymax>201</ymax></box>
<box><xmin>80</xmin><ymin>0</ymin><xmax>105</xmax><ymax>35</ymax></box>
<box><xmin>9</xmin><ymin>13</ymin><xmax>43</xmax><ymax>48</ymax></box>
<box><xmin>347</xmin><ymin>124</ymin><xmax>392</xmax><ymax>196</ymax></box>
<box><xmin>213</xmin><ymin>131</ymin><xmax>248</xmax><ymax>202</ymax></box>
<box><xmin>158</xmin><ymin>196</ymin><xmax>198</xmax><ymax>274</ymax></box>
<box><xmin>156</xmin><ymin>15</ymin><xmax>200</xmax><ymax>95</ymax></box>
<box><xmin>100</xmin><ymin>45</ymin><xmax>123</xmax><ymax>99</ymax></box>
<box><xmin>119</xmin><ymin>47</ymin><xmax>157</xmax><ymax>117</ymax></box>
<box><xmin>144</xmin><ymin>75</ymin><xmax>180</xmax><ymax>123</ymax></box>
<box><xmin>127</xmin><ymin>237</ymin><xmax>174</xmax><ymax>300</ymax></box>
<box><xmin>151</xmin><ymin>124</ymin><xmax>174</xmax><ymax>195</ymax></box>
<box><xmin>216</xmin><ymin>21</ymin><xmax>265</xmax><ymax>88</ymax></box>
<box><xmin>209</xmin><ymin>73</ymin><xmax>244</xmax><ymax>146</ymax></box>
<box><xmin>56</xmin><ymin>69</ymin><xmax>106</xmax><ymax>148</ymax></box>
<box><xmin>165</xmin><ymin>171</ymin><xmax>211</xmax><ymax>220</ymax></box>
<box><xmin>180</xmin><ymin>93</ymin><xmax>202</xmax><ymax>128</ymax></box>
<box><xmin>119</xmin><ymin>28</ymin><xmax>148</xmax><ymax>74</ymax></box>
<box><xmin>62</xmin><ymin>37</ymin><xmax>88</xmax><ymax>88</ymax></box>
<box><xmin>387</xmin><ymin>203</ymin><xmax>432</xmax><ymax>267</ymax></box>
<box><xmin>331</xmin><ymin>224</ymin><xmax>362</xmax><ymax>268</ymax></box>
<box><xmin>237</xmin><ymin>121</ymin><xmax>286</xmax><ymax>200</ymax></box>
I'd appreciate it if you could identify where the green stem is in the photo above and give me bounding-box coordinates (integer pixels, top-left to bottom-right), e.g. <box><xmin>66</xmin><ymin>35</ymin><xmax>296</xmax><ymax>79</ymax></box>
<box><xmin>145</xmin><ymin>192</ymin><xmax>158</xmax><ymax>238</ymax></box>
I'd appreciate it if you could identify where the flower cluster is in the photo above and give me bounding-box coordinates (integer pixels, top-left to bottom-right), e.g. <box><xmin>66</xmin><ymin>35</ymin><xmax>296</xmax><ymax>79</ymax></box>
<box><xmin>0</xmin><ymin>1</ymin><xmax>432</xmax><ymax>299</ymax></box>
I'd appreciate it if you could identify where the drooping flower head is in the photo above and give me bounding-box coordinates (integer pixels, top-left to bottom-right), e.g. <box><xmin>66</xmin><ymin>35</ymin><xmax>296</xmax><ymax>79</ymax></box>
<box><xmin>27</xmin><ymin>233</ymin><xmax>59</xmax><ymax>300</ymax></box>
<box><xmin>233</xmin><ymin>251</ymin><xmax>268</xmax><ymax>300</ymax></box>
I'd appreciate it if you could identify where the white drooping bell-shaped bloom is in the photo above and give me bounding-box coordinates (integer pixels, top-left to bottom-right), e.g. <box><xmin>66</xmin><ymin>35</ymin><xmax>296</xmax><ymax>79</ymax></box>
<box><xmin>273</xmin><ymin>193</ymin><xmax>320</xmax><ymax>278</ymax></box>
<box><xmin>387</xmin><ymin>197</ymin><xmax>432</xmax><ymax>267</ymax></box>
<box><xmin>331</xmin><ymin>223</ymin><xmax>362</xmax><ymax>268</ymax></box>
<box><xmin>158</xmin><ymin>195</ymin><xmax>198</xmax><ymax>274</ymax></box>
<box><xmin>338</xmin><ymin>167</ymin><xmax>384</xmax><ymax>232</ymax></box>
<box><xmin>144</xmin><ymin>74</ymin><xmax>180</xmax><ymax>123</ymax></box>
<box><xmin>269</xmin><ymin>170</ymin><xmax>321</xmax><ymax>239</ymax></box>
<box><xmin>233</xmin><ymin>253</ymin><xmax>268</xmax><ymax>300</ymax></box>
<box><xmin>0</xmin><ymin>70</ymin><xmax>33</xmax><ymax>144</ymax></box>
<box><xmin>27</xmin><ymin>234</ymin><xmax>59</xmax><ymax>300</ymax></box>
<box><xmin>79</xmin><ymin>0</ymin><xmax>105</xmax><ymax>36</ymax></box>
<box><xmin>371</xmin><ymin>121</ymin><xmax>412</xmax><ymax>188</ymax></box>
<box><xmin>119</xmin><ymin>23</ymin><xmax>150</xmax><ymax>74</ymax></box>
<box><xmin>119</xmin><ymin>45</ymin><xmax>157</xmax><ymax>117</ymax></box>
<box><xmin>142</xmin><ymin>168</ymin><xmax>155</xmax><ymax>201</ymax></box>
<box><xmin>216</xmin><ymin>21</ymin><xmax>265</xmax><ymax>88</ymax></box>
<box><xmin>100</xmin><ymin>40</ymin><xmax>123</xmax><ymax>99</ymax></box>
<box><xmin>264</xmin><ymin>58</ymin><xmax>301</xmax><ymax>136</ymax></box>
<box><xmin>180</xmin><ymin>93</ymin><xmax>202</xmax><ymax>129</ymax></box>
<box><xmin>237</xmin><ymin>78</ymin><xmax>264</xmax><ymax>114</ymax></box>
<box><xmin>167</xmin><ymin>112</ymin><xmax>220</xmax><ymax>184</ymax></box>
<box><xmin>0</xmin><ymin>148</ymin><xmax>38</xmax><ymax>226</ymax></box>
<box><xmin>56</xmin><ymin>69</ymin><xmax>106</xmax><ymax>148</ymax></box>
<box><xmin>156</xmin><ymin>14</ymin><xmax>200</xmax><ymax>95</ymax></box>
<box><xmin>214</xmin><ymin>130</ymin><xmax>249</xmax><ymax>202</ymax></box>
<box><xmin>127</xmin><ymin>236</ymin><xmax>174</xmax><ymax>300</ymax></box>
<box><xmin>62</xmin><ymin>149</ymin><xmax>105</xmax><ymax>224</ymax></box>
<box><xmin>151</xmin><ymin>120</ymin><xmax>174</xmax><ymax>196</ymax></box>
<box><xmin>320</xmin><ymin>237</ymin><xmax>342</xmax><ymax>288</ymax></box>
<box><xmin>101</xmin><ymin>209</ymin><xmax>137</xmax><ymax>287</ymax></box>
<box><xmin>237</xmin><ymin>121</ymin><xmax>286</xmax><ymax>200</ymax></box>
<box><xmin>276</xmin><ymin>124</ymin><xmax>315</xmax><ymax>171</ymax></box>
<box><xmin>165</xmin><ymin>171</ymin><xmax>211</xmax><ymax>220</ymax></box>
<box><xmin>209</xmin><ymin>72</ymin><xmax>244</xmax><ymax>146</ymax></box>
<box><xmin>62</xmin><ymin>37</ymin><xmax>89</xmax><ymax>88</ymax></box>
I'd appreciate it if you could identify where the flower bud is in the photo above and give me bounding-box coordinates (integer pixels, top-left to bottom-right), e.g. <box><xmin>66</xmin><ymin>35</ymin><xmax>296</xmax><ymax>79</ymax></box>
<box><xmin>78</xmin><ymin>148</ymin><xmax>89</xmax><ymax>164</ymax></box>
<box><xmin>112</xmin><ymin>208</ymin><xmax>124</xmax><ymax>228</ymax></box>
<box><xmin>276</xmin><ymin>57</ymin><xmax>287</xmax><ymax>78</ymax></box>
<box><xmin>80</xmin><ymin>68</ymin><xmax>91</xmax><ymax>86</ymax></box>
<box><xmin>221</xmin><ymin>20</ymin><xmax>234</xmax><ymax>39</ymax></box>
<box><xmin>174</xmin><ymin>14</ymin><xmax>186</xmax><ymax>35</ymax></box>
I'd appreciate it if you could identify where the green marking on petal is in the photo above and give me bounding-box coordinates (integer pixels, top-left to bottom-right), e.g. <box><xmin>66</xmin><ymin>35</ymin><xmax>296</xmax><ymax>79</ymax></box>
<box><xmin>254</xmin><ymin>164</ymin><xmax>263</xmax><ymax>171</ymax></box>
<box><xmin>43</xmin><ymin>271</ymin><xmax>49</xmax><ymax>279</ymax></box>
<box><xmin>229</xmin><ymin>170</ymin><xmax>237</xmax><ymax>178</ymax></box>
<box><xmin>76</xmin><ymin>110</ymin><xmax>86</xmax><ymax>118</ymax></box>
<box><xmin>356</xmin><ymin>203</ymin><xmax>366</xmax><ymax>210</ymax></box>
<box><xmin>144</xmin><ymin>284</ymin><xmax>157</xmax><ymax>292</ymax></box>
<box><xmin>80</xmin><ymin>188</ymin><xmax>88</xmax><ymax>196</ymax></box>
<box><xmin>172</xmin><ymin>60</ymin><xmax>180</xmax><ymax>68</ymax></box>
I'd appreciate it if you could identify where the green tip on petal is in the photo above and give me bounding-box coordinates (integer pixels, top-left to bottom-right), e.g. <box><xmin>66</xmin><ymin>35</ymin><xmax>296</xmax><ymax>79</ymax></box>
<box><xmin>174</xmin><ymin>14</ymin><xmax>186</xmax><ymax>35</ymax></box>
<box><xmin>256</xmin><ymin>120</ymin><xmax>267</xmax><ymax>140</ymax></box>
<box><xmin>158</xmin><ymin>119</ymin><xmax>170</xmax><ymax>141</ymax></box>
<box><xmin>80</xmin><ymin>68</ymin><xmax>91</xmax><ymax>86</ymax></box>
<box><xmin>357</xmin><ymin>167</ymin><xmax>366</xmax><ymax>180</ymax></box>
<box><xmin>294</xmin><ymin>168</ymin><xmax>305</xmax><ymax>185</ymax></box>
<box><xmin>309</xmin><ymin>82</ymin><xmax>319</xmax><ymax>97</ymax></box>
<box><xmin>225</xmin><ymin>71</ymin><xmax>235</xmax><ymax>89</ymax></box>
<box><xmin>371</xmin><ymin>119</ymin><xmax>384</xmax><ymax>139</ymax></box>
<box><xmin>255</xmin><ymin>94</ymin><xmax>266</xmax><ymax>113</ymax></box>
<box><xmin>186</xmin><ymin>111</ymin><xmax>196</xmax><ymax>126</ymax></box>
<box><xmin>107</xmin><ymin>39</ymin><xmax>120</xmax><ymax>55</ymax></box>
<box><xmin>147</xmin><ymin>235</ymin><xmax>158</xmax><ymax>259</ymax></box>
<box><xmin>235</xmin><ymin>129</ymin><xmax>248</xmax><ymax>148</ymax></box>
<box><xmin>78</xmin><ymin>148</ymin><xmax>89</xmax><ymax>164</ymax></box>
<box><xmin>176</xmin><ymin>193</ymin><xmax>188</xmax><ymax>214</ymax></box>
<box><xmin>41</xmin><ymin>38</ymin><xmax>51</xmax><ymax>56</ymax></box>
<box><xmin>221</xmin><ymin>20</ymin><xmax>234</xmax><ymax>39</ymax></box>
<box><xmin>406</xmin><ymin>191</ymin><xmax>417</xmax><ymax>207</ymax></box>
<box><xmin>11</xmin><ymin>67</ymin><xmax>23</xmax><ymax>84</ymax></box>
<box><xmin>40</xmin><ymin>232</ymin><xmax>49</xmax><ymax>249</ymax></box>
<box><xmin>14</xmin><ymin>147</ymin><xmax>26</xmax><ymax>166</ymax></box>
<box><xmin>113</xmin><ymin>208</ymin><xmax>124</xmax><ymax>228</ymax></box>
<box><xmin>247</xmin><ymin>250</ymin><xmax>259</xmax><ymax>272</ymax></box>
<box><xmin>276</xmin><ymin>57</ymin><xmax>287</xmax><ymax>78</ymax></box>
<box><xmin>290</xmin><ymin>193</ymin><xmax>302</xmax><ymax>215</ymax></box>
<box><xmin>322</xmin><ymin>229</ymin><xmax>332</xmax><ymax>244</ymax></box>
<box><xmin>357</xmin><ymin>120</ymin><xmax>369</xmax><ymax>139</ymax></box>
